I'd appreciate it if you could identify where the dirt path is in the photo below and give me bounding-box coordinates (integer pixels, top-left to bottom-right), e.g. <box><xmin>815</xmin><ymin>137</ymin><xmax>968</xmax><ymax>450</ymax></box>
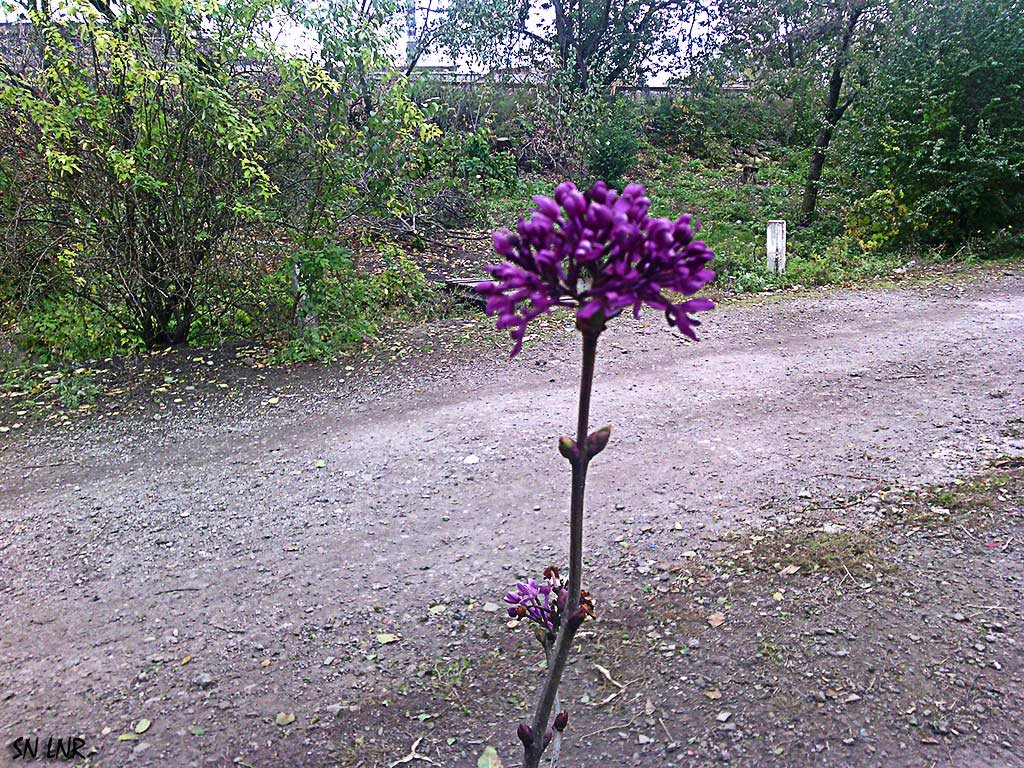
<box><xmin>1</xmin><ymin>273</ymin><xmax>1022</xmax><ymax>768</ymax></box>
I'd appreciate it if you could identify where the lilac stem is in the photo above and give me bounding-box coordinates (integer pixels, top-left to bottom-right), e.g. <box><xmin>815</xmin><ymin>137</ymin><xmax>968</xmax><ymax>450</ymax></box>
<box><xmin>523</xmin><ymin>330</ymin><xmax>599</xmax><ymax>768</ymax></box>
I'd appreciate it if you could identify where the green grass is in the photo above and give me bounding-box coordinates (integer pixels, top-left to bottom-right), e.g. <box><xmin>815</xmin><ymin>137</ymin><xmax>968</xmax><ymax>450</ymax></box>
<box><xmin>743</xmin><ymin>528</ymin><xmax>880</xmax><ymax>576</ymax></box>
<box><xmin>636</xmin><ymin>150</ymin><xmax>934</xmax><ymax>293</ymax></box>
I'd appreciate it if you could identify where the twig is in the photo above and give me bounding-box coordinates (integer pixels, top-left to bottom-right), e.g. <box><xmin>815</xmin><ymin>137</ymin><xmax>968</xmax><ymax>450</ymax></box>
<box><xmin>210</xmin><ymin>623</ymin><xmax>245</xmax><ymax>634</ymax></box>
<box><xmin>965</xmin><ymin>604</ymin><xmax>1010</xmax><ymax>617</ymax></box>
<box><xmin>594</xmin><ymin>663</ymin><xmax>625</xmax><ymax>689</ymax></box>
<box><xmin>154</xmin><ymin>587</ymin><xmax>202</xmax><ymax>595</ymax></box>
<box><xmin>659</xmin><ymin>717</ymin><xmax>674</xmax><ymax>742</ymax></box>
<box><xmin>388</xmin><ymin>736</ymin><xmax>435</xmax><ymax>767</ymax></box>
<box><xmin>577</xmin><ymin>717</ymin><xmax>636</xmax><ymax>746</ymax></box>
<box><xmin>597</xmin><ymin>678</ymin><xmax>642</xmax><ymax>707</ymax></box>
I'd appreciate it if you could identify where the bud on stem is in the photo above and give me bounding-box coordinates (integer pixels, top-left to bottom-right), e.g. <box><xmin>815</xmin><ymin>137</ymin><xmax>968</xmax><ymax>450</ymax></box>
<box><xmin>517</xmin><ymin>723</ymin><xmax>533</xmax><ymax>747</ymax></box>
<box><xmin>558</xmin><ymin>436</ymin><xmax>579</xmax><ymax>463</ymax></box>
<box><xmin>553</xmin><ymin>710</ymin><xmax>569</xmax><ymax>732</ymax></box>
<box><xmin>585</xmin><ymin>424</ymin><xmax>612</xmax><ymax>458</ymax></box>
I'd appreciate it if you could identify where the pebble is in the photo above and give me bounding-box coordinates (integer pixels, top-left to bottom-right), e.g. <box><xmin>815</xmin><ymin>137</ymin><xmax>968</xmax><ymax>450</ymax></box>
<box><xmin>194</xmin><ymin>673</ymin><xmax>216</xmax><ymax>690</ymax></box>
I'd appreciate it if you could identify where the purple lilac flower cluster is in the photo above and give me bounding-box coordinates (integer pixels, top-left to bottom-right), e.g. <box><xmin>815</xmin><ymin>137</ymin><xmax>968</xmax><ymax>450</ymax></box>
<box><xmin>504</xmin><ymin>566</ymin><xmax>568</xmax><ymax>632</ymax></box>
<box><xmin>476</xmin><ymin>180</ymin><xmax>715</xmax><ymax>355</ymax></box>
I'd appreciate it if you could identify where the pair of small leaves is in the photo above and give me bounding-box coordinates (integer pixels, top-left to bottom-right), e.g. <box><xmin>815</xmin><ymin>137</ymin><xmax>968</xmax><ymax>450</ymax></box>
<box><xmin>558</xmin><ymin>425</ymin><xmax>612</xmax><ymax>464</ymax></box>
<box><xmin>117</xmin><ymin>718</ymin><xmax>151</xmax><ymax>742</ymax></box>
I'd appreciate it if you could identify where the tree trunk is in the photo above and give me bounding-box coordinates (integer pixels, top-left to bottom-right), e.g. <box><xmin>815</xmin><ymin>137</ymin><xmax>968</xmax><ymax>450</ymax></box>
<box><xmin>800</xmin><ymin>125</ymin><xmax>834</xmax><ymax>223</ymax></box>
<box><xmin>799</xmin><ymin>2</ymin><xmax>864</xmax><ymax>224</ymax></box>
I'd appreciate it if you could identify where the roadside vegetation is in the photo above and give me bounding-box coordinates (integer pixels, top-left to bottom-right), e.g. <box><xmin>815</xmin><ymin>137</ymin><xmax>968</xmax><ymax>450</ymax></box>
<box><xmin>1</xmin><ymin>0</ymin><xmax>1021</xmax><ymax>372</ymax></box>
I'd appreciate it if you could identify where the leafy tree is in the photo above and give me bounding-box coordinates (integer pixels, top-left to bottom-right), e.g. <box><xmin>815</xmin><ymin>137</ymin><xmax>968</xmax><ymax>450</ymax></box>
<box><xmin>838</xmin><ymin>0</ymin><xmax>1024</xmax><ymax>242</ymax></box>
<box><xmin>420</xmin><ymin>0</ymin><xmax>711</xmax><ymax>91</ymax></box>
<box><xmin>713</xmin><ymin>0</ymin><xmax>887</xmax><ymax>221</ymax></box>
<box><xmin>1</xmin><ymin>0</ymin><xmax>445</xmax><ymax>353</ymax></box>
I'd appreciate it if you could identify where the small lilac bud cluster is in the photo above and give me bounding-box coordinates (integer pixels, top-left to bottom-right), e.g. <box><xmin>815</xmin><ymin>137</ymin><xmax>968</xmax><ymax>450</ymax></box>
<box><xmin>504</xmin><ymin>565</ymin><xmax>594</xmax><ymax>641</ymax></box>
<box><xmin>504</xmin><ymin>565</ymin><xmax>568</xmax><ymax>634</ymax></box>
<box><xmin>559</xmin><ymin>424</ymin><xmax>612</xmax><ymax>466</ymax></box>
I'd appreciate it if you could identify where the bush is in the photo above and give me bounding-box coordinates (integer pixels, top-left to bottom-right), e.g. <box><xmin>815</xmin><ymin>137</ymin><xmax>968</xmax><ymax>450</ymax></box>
<box><xmin>271</xmin><ymin>244</ymin><xmax>432</xmax><ymax>363</ymax></box>
<box><xmin>839</xmin><ymin>0</ymin><xmax>1024</xmax><ymax>244</ymax></box>
<box><xmin>641</xmin><ymin>82</ymin><xmax>793</xmax><ymax>156</ymax></box>
<box><xmin>0</xmin><ymin>0</ymin><xmax>457</xmax><ymax>363</ymax></box>
<box><xmin>585</xmin><ymin>99</ymin><xmax>641</xmax><ymax>188</ymax></box>
<box><xmin>645</xmin><ymin>96</ymin><xmax>708</xmax><ymax>153</ymax></box>
<box><xmin>14</xmin><ymin>294</ymin><xmax>142</xmax><ymax>362</ymax></box>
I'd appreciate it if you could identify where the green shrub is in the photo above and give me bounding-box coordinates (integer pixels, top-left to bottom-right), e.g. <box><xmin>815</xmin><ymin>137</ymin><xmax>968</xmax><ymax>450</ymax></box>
<box><xmin>645</xmin><ymin>96</ymin><xmax>708</xmax><ymax>153</ymax></box>
<box><xmin>838</xmin><ymin>0</ymin><xmax>1024</xmax><ymax>244</ymax></box>
<box><xmin>585</xmin><ymin>100</ymin><xmax>641</xmax><ymax>189</ymax></box>
<box><xmin>845</xmin><ymin>189</ymin><xmax>911</xmax><ymax>252</ymax></box>
<box><xmin>452</xmin><ymin>128</ymin><xmax>518</xmax><ymax>194</ymax></box>
<box><xmin>15</xmin><ymin>294</ymin><xmax>142</xmax><ymax>363</ymax></box>
<box><xmin>271</xmin><ymin>243</ymin><xmax>433</xmax><ymax>363</ymax></box>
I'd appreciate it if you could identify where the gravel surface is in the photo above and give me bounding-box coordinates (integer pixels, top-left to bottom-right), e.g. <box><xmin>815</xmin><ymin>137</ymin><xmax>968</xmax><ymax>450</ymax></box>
<box><xmin>1</xmin><ymin>271</ymin><xmax>1021</xmax><ymax>767</ymax></box>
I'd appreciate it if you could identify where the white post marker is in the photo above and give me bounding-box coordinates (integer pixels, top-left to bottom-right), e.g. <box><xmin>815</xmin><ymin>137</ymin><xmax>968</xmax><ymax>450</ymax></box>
<box><xmin>767</xmin><ymin>219</ymin><xmax>787</xmax><ymax>275</ymax></box>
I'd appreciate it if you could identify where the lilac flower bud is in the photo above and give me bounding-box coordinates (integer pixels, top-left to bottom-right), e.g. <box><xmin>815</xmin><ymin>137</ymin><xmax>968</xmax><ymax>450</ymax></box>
<box><xmin>554</xmin><ymin>711</ymin><xmax>569</xmax><ymax>732</ymax></box>
<box><xmin>574</xmin><ymin>239</ymin><xmax>597</xmax><ymax>263</ymax></box>
<box><xmin>554</xmin><ymin>181</ymin><xmax>576</xmax><ymax>205</ymax></box>
<box><xmin>589</xmin><ymin>180</ymin><xmax>610</xmax><ymax>203</ymax></box>
<box><xmin>518</xmin><ymin>723</ymin><xmax>534</xmax><ymax>746</ymax></box>
<box><xmin>530</xmin><ymin>214</ymin><xmax>554</xmax><ymax>239</ymax></box>
<box><xmin>492</xmin><ymin>229</ymin><xmax>515</xmax><ymax>256</ymax></box>
<box><xmin>585</xmin><ymin>203</ymin><xmax>612</xmax><ymax>229</ymax></box>
<box><xmin>532</xmin><ymin>195</ymin><xmax>561</xmax><ymax>220</ymax></box>
<box><xmin>543</xmin><ymin>730</ymin><xmax>553</xmax><ymax>748</ymax></box>
<box><xmin>562</xmin><ymin>189</ymin><xmax>586</xmax><ymax>218</ymax></box>
<box><xmin>558</xmin><ymin>436</ymin><xmax>579</xmax><ymax>462</ymax></box>
<box><xmin>585</xmin><ymin>425</ymin><xmax>612</xmax><ymax>457</ymax></box>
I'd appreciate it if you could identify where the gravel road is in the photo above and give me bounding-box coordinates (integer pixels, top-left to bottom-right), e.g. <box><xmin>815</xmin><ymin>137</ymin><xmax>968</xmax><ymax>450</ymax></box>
<box><xmin>1</xmin><ymin>272</ymin><xmax>1021</xmax><ymax>767</ymax></box>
